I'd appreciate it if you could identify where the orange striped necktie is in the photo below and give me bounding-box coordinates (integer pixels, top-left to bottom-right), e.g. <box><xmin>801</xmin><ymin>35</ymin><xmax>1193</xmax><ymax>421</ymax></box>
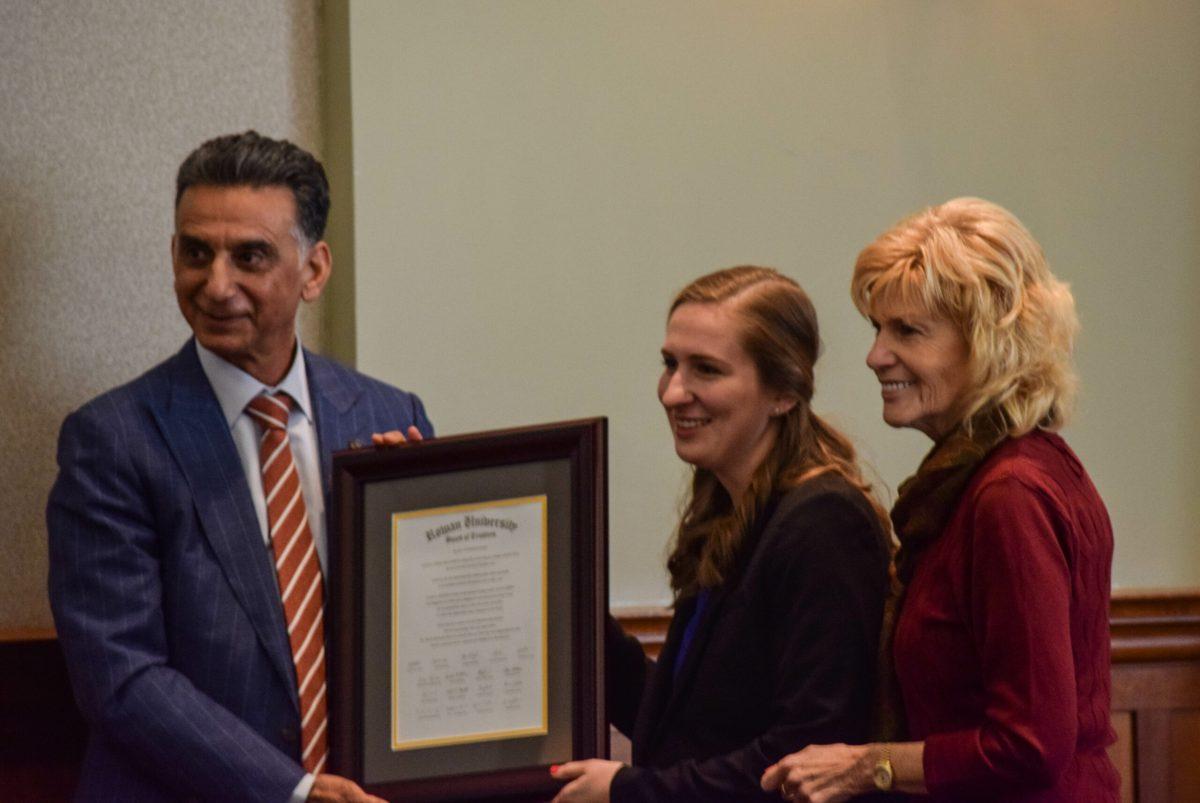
<box><xmin>246</xmin><ymin>392</ymin><xmax>329</xmax><ymax>775</ymax></box>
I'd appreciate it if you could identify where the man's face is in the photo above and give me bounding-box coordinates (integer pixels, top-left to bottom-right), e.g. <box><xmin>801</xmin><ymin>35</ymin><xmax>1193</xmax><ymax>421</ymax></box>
<box><xmin>172</xmin><ymin>184</ymin><xmax>330</xmax><ymax>385</ymax></box>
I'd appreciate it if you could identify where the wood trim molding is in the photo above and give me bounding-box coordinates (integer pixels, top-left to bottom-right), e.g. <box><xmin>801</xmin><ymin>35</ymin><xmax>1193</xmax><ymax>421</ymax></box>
<box><xmin>615</xmin><ymin>588</ymin><xmax>1200</xmax><ymax>665</ymax></box>
<box><xmin>0</xmin><ymin>627</ymin><xmax>55</xmax><ymax>643</ymax></box>
<box><xmin>1109</xmin><ymin>588</ymin><xmax>1200</xmax><ymax>663</ymax></box>
<box><xmin>9</xmin><ymin>588</ymin><xmax>1199</xmax><ymax>657</ymax></box>
<box><xmin>611</xmin><ymin>605</ymin><xmax>671</xmax><ymax>660</ymax></box>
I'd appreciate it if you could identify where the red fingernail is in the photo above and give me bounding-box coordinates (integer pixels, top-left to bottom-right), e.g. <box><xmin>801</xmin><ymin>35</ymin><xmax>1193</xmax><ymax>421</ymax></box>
<box><xmin>550</xmin><ymin>764</ymin><xmax>560</xmax><ymax>773</ymax></box>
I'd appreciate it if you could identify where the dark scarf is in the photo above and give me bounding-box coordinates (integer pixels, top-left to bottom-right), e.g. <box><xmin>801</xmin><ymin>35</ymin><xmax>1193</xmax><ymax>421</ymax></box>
<box><xmin>872</xmin><ymin>411</ymin><xmax>1009</xmax><ymax>740</ymax></box>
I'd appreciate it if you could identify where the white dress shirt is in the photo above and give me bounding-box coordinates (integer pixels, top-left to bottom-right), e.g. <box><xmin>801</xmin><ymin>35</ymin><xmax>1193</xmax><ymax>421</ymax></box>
<box><xmin>195</xmin><ymin>341</ymin><xmax>328</xmax><ymax>574</ymax></box>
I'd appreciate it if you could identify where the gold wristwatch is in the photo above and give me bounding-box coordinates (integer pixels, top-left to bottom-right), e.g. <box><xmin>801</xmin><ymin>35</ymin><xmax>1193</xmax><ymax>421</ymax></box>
<box><xmin>872</xmin><ymin>745</ymin><xmax>895</xmax><ymax>791</ymax></box>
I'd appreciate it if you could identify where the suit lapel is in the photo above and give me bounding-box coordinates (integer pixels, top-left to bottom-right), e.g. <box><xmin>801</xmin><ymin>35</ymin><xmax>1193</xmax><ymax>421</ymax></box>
<box><xmin>634</xmin><ymin>588</ymin><xmax>729</xmax><ymax>759</ymax></box>
<box><xmin>632</xmin><ymin>599</ymin><xmax>690</xmax><ymax>760</ymax></box>
<box><xmin>639</xmin><ymin>495</ymin><xmax>781</xmax><ymax>757</ymax></box>
<box><xmin>660</xmin><ymin>587</ymin><xmax>730</xmax><ymax>714</ymax></box>
<box><xmin>152</xmin><ymin>342</ymin><xmax>299</xmax><ymax>711</ymax></box>
<box><xmin>305</xmin><ymin>349</ymin><xmax>363</xmax><ymax>501</ymax></box>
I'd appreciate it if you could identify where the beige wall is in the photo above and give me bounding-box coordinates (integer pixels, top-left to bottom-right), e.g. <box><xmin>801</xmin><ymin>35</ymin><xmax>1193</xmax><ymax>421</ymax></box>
<box><xmin>3</xmin><ymin>2</ymin><xmax>1197</xmax><ymax>629</ymax></box>
<box><xmin>0</xmin><ymin>0</ymin><xmax>323</xmax><ymax>631</ymax></box>
<box><xmin>335</xmin><ymin>1</ymin><xmax>1200</xmax><ymax>605</ymax></box>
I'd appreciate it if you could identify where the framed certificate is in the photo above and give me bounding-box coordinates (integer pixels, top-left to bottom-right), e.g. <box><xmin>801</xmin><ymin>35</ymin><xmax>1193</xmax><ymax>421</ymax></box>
<box><xmin>328</xmin><ymin>418</ymin><xmax>608</xmax><ymax>802</ymax></box>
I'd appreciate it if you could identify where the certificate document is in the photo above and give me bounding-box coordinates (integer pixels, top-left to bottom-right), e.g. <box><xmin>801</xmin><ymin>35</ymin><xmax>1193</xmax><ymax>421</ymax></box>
<box><xmin>390</xmin><ymin>496</ymin><xmax>548</xmax><ymax>751</ymax></box>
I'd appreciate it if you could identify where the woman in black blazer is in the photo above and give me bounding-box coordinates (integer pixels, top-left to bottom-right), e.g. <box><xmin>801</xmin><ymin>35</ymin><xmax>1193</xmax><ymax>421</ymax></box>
<box><xmin>552</xmin><ymin>266</ymin><xmax>891</xmax><ymax>802</ymax></box>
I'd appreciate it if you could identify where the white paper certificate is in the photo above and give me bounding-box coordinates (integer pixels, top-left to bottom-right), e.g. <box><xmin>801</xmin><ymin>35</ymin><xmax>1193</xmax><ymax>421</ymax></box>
<box><xmin>390</xmin><ymin>496</ymin><xmax>548</xmax><ymax>751</ymax></box>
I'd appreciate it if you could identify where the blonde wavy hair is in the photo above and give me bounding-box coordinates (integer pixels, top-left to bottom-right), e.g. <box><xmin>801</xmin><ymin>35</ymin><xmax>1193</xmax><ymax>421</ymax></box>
<box><xmin>666</xmin><ymin>266</ymin><xmax>890</xmax><ymax>599</ymax></box>
<box><xmin>851</xmin><ymin>197</ymin><xmax>1079</xmax><ymax>437</ymax></box>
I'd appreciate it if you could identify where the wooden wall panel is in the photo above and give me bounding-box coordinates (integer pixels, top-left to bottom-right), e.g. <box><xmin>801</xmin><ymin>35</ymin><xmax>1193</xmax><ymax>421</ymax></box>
<box><xmin>1109</xmin><ymin>591</ymin><xmax>1200</xmax><ymax>803</ymax></box>
<box><xmin>1108</xmin><ymin>710</ymin><xmax>1134</xmax><ymax>803</ymax></box>
<box><xmin>0</xmin><ymin>634</ymin><xmax>84</xmax><ymax>802</ymax></box>
<box><xmin>1168</xmin><ymin>710</ymin><xmax>1200</xmax><ymax>803</ymax></box>
<box><xmin>3</xmin><ymin>590</ymin><xmax>1198</xmax><ymax>800</ymax></box>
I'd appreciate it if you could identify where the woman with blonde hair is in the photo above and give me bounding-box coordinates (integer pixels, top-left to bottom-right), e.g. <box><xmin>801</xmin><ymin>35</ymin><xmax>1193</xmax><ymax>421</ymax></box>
<box><xmin>762</xmin><ymin>198</ymin><xmax>1119</xmax><ymax>801</ymax></box>
<box><xmin>552</xmin><ymin>266</ymin><xmax>891</xmax><ymax>802</ymax></box>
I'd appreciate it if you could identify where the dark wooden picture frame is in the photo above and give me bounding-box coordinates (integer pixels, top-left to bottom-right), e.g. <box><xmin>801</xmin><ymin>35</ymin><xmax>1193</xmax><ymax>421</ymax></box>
<box><xmin>329</xmin><ymin>418</ymin><xmax>608</xmax><ymax>802</ymax></box>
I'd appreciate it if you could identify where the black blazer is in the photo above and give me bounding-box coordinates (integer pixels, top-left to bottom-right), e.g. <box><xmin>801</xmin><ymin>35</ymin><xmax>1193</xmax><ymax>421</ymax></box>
<box><xmin>607</xmin><ymin>473</ymin><xmax>889</xmax><ymax>802</ymax></box>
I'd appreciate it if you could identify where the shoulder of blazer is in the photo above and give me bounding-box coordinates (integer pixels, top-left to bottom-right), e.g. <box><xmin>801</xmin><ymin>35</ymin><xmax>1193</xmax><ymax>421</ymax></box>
<box><xmin>775</xmin><ymin>471</ymin><xmax>875</xmax><ymax>519</ymax></box>
<box><xmin>755</xmin><ymin>473</ymin><xmax>884</xmax><ymax>555</ymax></box>
<box><xmin>302</xmin><ymin>347</ymin><xmax>432</xmax><ymax>439</ymax></box>
<box><xmin>304</xmin><ymin>348</ymin><xmax>366</xmax><ymax>412</ymax></box>
<box><xmin>64</xmin><ymin>341</ymin><xmax>200</xmax><ymax>428</ymax></box>
<box><xmin>303</xmin><ymin>347</ymin><xmax>420</xmax><ymax>412</ymax></box>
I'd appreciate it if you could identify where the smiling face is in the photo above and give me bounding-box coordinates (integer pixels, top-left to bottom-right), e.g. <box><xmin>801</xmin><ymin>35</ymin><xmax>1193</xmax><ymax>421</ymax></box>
<box><xmin>658</xmin><ymin>301</ymin><xmax>793</xmax><ymax>497</ymax></box>
<box><xmin>173</xmin><ymin>184</ymin><xmax>330</xmax><ymax>385</ymax></box>
<box><xmin>866</xmin><ymin>295</ymin><xmax>972</xmax><ymax>441</ymax></box>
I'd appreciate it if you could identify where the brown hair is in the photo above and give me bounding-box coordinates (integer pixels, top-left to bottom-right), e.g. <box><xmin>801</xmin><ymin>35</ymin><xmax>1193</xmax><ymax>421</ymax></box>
<box><xmin>666</xmin><ymin>266</ymin><xmax>889</xmax><ymax>599</ymax></box>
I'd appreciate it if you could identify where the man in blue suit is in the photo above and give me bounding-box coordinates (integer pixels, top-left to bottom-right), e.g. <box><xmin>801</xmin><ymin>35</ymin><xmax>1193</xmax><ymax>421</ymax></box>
<box><xmin>48</xmin><ymin>131</ymin><xmax>429</xmax><ymax>802</ymax></box>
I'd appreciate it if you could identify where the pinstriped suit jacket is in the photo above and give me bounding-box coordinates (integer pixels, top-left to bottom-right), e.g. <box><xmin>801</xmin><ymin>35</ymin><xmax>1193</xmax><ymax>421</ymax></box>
<box><xmin>47</xmin><ymin>340</ymin><xmax>433</xmax><ymax>802</ymax></box>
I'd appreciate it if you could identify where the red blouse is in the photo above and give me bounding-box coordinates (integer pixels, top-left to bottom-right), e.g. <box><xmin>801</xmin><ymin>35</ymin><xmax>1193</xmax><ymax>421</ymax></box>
<box><xmin>893</xmin><ymin>430</ymin><xmax>1120</xmax><ymax>801</ymax></box>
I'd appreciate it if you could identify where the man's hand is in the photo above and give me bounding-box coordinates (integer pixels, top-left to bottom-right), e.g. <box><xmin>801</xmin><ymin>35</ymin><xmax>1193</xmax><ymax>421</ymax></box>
<box><xmin>371</xmin><ymin>426</ymin><xmax>424</xmax><ymax>446</ymax></box>
<box><xmin>550</xmin><ymin>759</ymin><xmax>622</xmax><ymax>803</ymax></box>
<box><xmin>307</xmin><ymin>773</ymin><xmax>388</xmax><ymax>803</ymax></box>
